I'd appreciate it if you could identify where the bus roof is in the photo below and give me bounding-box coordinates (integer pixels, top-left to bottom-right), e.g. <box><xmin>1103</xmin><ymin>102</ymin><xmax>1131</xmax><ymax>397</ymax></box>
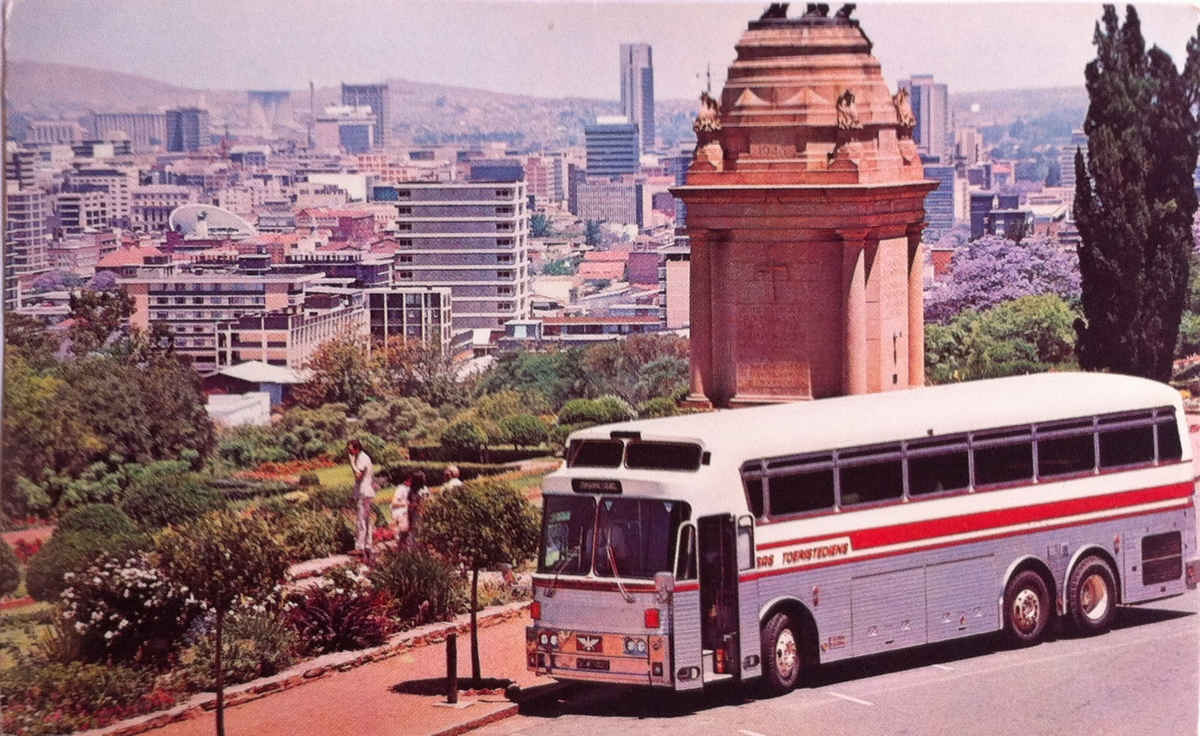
<box><xmin>569</xmin><ymin>373</ymin><xmax>1185</xmax><ymax>464</ymax></box>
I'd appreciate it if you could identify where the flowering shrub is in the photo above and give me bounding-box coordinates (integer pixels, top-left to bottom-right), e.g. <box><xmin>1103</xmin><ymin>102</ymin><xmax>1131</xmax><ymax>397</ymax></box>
<box><xmin>276</xmin><ymin>508</ymin><xmax>355</xmax><ymax>562</ymax></box>
<box><xmin>60</xmin><ymin>552</ymin><xmax>202</xmax><ymax>664</ymax></box>
<box><xmin>286</xmin><ymin>565</ymin><xmax>392</xmax><ymax>655</ymax></box>
<box><xmin>368</xmin><ymin>548</ymin><xmax>465</xmax><ymax>627</ymax></box>
<box><xmin>26</xmin><ymin>530</ymin><xmax>148</xmax><ymax>602</ymax></box>
<box><xmin>925</xmin><ymin>235</ymin><xmax>1081</xmax><ymax>324</ymax></box>
<box><xmin>0</xmin><ymin>660</ymin><xmax>175</xmax><ymax>736</ymax></box>
<box><xmin>182</xmin><ymin>600</ymin><xmax>298</xmax><ymax>691</ymax></box>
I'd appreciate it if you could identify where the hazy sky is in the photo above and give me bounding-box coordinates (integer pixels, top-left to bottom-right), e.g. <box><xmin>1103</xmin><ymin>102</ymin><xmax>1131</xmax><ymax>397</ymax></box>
<box><xmin>6</xmin><ymin>1</ymin><xmax>1198</xmax><ymax>99</ymax></box>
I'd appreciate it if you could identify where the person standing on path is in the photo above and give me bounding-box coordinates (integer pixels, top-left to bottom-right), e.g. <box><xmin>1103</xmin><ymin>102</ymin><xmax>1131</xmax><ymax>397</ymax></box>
<box><xmin>347</xmin><ymin>439</ymin><xmax>375</xmax><ymax>561</ymax></box>
<box><xmin>405</xmin><ymin>470</ymin><xmax>429</xmax><ymax>550</ymax></box>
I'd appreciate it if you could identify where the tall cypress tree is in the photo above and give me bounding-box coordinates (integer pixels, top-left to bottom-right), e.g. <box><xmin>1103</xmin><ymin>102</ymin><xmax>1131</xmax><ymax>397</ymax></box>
<box><xmin>1074</xmin><ymin>5</ymin><xmax>1200</xmax><ymax>381</ymax></box>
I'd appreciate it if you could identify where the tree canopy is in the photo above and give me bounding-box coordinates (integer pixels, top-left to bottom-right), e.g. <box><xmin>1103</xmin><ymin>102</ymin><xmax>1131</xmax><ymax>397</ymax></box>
<box><xmin>1073</xmin><ymin>5</ymin><xmax>1200</xmax><ymax>380</ymax></box>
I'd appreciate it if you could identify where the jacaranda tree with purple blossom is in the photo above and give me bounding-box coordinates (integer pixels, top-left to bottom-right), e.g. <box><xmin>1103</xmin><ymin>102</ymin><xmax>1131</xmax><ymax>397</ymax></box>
<box><xmin>925</xmin><ymin>235</ymin><xmax>1081</xmax><ymax>324</ymax></box>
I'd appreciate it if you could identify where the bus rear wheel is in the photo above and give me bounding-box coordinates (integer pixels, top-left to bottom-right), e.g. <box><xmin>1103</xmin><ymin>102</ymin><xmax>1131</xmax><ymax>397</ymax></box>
<box><xmin>761</xmin><ymin>611</ymin><xmax>803</xmax><ymax>695</ymax></box>
<box><xmin>1068</xmin><ymin>555</ymin><xmax>1117</xmax><ymax>635</ymax></box>
<box><xmin>1004</xmin><ymin>570</ymin><xmax>1051</xmax><ymax>646</ymax></box>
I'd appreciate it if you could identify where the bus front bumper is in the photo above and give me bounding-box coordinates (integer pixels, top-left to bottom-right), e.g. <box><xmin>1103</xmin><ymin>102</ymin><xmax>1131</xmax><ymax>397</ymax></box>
<box><xmin>526</xmin><ymin>626</ymin><xmax>671</xmax><ymax>687</ymax></box>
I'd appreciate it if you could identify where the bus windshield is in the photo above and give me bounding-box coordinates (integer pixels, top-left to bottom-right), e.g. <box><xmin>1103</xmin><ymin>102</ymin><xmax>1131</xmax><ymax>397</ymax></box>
<box><xmin>538</xmin><ymin>495</ymin><xmax>594</xmax><ymax>575</ymax></box>
<box><xmin>594</xmin><ymin>498</ymin><xmax>691</xmax><ymax>579</ymax></box>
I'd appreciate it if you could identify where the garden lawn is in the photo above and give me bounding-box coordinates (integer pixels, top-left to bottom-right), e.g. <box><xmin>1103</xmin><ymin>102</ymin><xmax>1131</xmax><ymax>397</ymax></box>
<box><xmin>313</xmin><ymin>464</ymin><xmax>354</xmax><ymax>487</ymax></box>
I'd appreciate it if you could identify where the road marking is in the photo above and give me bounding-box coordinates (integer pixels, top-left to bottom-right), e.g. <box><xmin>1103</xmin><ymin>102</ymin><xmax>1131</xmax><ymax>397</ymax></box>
<box><xmin>827</xmin><ymin>691</ymin><xmax>874</xmax><ymax>706</ymax></box>
<box><xmin>739</xmin><ymin>730</ymin><xmax>768</xmax><ymax>736</ymax></box>
<box><xmin>931</xmin><ymin>664</ymin><xmax>955</xmax><ymax>671</ymax></box>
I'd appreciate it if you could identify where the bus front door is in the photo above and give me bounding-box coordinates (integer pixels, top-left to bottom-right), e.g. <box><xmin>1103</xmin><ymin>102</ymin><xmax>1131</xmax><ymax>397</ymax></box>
<box><xmin>698</xmin><ymin>514</ymin><xmax>739</xmax><ymax>682</ymax></box>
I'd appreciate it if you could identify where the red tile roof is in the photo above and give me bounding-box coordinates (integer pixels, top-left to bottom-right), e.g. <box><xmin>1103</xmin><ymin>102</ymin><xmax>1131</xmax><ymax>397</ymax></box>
<box><xmin>96</xmin><ymin>245</ymin><xmax>162</xmax><ymax>268</ymax></box>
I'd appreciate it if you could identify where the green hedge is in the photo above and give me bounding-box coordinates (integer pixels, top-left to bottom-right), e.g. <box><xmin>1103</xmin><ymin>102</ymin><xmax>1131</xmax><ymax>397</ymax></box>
<box><xmin>121</xmin><ymin>474</ymin><xmax>227</xmax><ymax>529</ymax></box>
<box><xmin>26</xmin><ymin>531</ymin><xmax>149</xmax><ymax>602</ymax></box>
<box><xmin>205</xmin><ymin>477</ymin><xmax>296</xmax><ymax>501</ymax></box>
<box><xmin>55</xmin><ymin>504</ymin><xmax>138</xmax><ymax>537</ymax></box>
<box><xmin>379</xmin><ymin>461</ymin><xmax>510</xmax><ymax>485</ymax></box>
<box><xmin>407</xmin><ymin>445</ymin><xmax>554</xmax><ymax>464</ymax></box>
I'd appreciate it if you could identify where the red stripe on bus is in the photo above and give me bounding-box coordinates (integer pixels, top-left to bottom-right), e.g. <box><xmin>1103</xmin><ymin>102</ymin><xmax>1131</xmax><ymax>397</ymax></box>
<box><xmin>757</xmin><ymin>482</ymin><xmax>1193</xmax><ymax>553</ymax></box>
<box><xmin>739</xmin><ymin>500</ymin><xmax>1193</xmax><ymax>583</ymax></box>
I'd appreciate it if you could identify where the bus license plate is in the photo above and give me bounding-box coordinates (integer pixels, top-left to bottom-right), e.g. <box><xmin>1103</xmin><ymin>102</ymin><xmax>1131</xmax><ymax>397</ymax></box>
<box><xmin>577</xmin><ymin>658</ymin><xmax>610</xmax><ymax>671</ymax></box>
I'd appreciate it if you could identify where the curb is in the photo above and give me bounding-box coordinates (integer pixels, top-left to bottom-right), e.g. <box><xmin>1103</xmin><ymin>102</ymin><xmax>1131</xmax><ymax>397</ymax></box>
<box><xmin>429</xmin><ymin>681</ymin><xmax>576</xmax><ymax>736</ymax></box>
<box><xmin>87</xmin><ymin>601</ymin><xmax>533</xmax><ymax>736</ymax></box>
<box><xmin>429</xmin><ymin>704</ymin><xmax>519</xmax><ymax>736</ymax></box>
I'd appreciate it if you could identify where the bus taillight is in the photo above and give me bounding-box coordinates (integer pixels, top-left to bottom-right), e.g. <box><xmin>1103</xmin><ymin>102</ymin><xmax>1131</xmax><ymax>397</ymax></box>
<box><xmin>531</xmin><ymin>601</ymin><xmax>541</xmax><ymax>620</ymax></box>
<box><xmin>714</xmin><ymin>645</ymin><xmax>727</xmax><ymax>674</ymax></box>
<box><xmin>644</xmin><ymin>608</ymin><xmax>660</xmax><ymax>628</ymax></box>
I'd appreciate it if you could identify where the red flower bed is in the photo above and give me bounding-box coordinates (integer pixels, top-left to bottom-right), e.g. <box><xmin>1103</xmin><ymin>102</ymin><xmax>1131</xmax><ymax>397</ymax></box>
<box><xmin>253</xmin><ymin>458</ymin><xmax>336</xmax><ymax>476</ymax></box>
<box><xmin>12</xmin><ymin>539</ymin><xmax>42</xmax><ymax>564</ymax></box>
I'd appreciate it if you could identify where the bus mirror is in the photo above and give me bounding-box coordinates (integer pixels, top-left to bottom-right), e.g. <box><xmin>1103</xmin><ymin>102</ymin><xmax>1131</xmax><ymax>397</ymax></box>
<box><xmin>654</xmin><ymin>571</ymin><xmax>674</xmax><ymax>602</ymax></box>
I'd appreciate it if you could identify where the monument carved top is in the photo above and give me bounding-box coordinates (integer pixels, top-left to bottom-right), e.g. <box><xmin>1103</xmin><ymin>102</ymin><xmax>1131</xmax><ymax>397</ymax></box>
<box><xmin>683</xmin><ymin>4</ymin><xmax>928</xmax><ymax>187</ymax></box>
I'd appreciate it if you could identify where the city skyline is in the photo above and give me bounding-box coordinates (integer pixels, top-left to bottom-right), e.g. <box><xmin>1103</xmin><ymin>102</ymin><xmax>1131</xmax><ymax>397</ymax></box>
<box><xmin>7</xmin><ymin>1</ymin><xmax>1198</xmax><ymax>101</ymax></box>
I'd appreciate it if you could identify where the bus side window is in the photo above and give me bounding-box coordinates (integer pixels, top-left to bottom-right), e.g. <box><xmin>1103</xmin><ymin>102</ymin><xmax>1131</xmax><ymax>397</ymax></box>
<box><xmin>1156</xmin><ymin>417</ymin><xmax>1183</xmax><ymax>462</ymax></box>
<box><xmin>1099</xmin><ymin>425</ymin><xmax>1154</xmax><ymax>468</ymax></box>
<box><xmin>744</xmin><ymin>477</ymin><xmax>764</xmax><ymax>518</ymax></box>
<box><xmin>769</xmin><ymin>469</ymin><xmax>834</xmax><ymax>515</ymax></box>
<box><xmin>973</xmin><ymin>428</ymin><xmax>1034</xmax><ymax>487</ymax></box>
<box><xmin>839</xmin><ymin>450</ymin><xmax>902</xmax><ymax>507</ymax></box>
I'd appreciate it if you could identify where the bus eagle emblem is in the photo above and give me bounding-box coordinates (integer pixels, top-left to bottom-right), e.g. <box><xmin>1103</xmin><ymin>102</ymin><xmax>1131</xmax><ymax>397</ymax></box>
<box><xmin>577</xmin><ymin>635</ymin><xmax>602</xmax><ymax>652</ymax></box>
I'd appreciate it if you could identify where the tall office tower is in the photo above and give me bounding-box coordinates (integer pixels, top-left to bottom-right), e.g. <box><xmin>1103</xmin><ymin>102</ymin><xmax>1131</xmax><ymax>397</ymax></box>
<box><xmin>89</xmin><ymin>112</ymin><xmax>168</xmax><ymax>148</ymax></box>
<box><xmin>899</xmin><ymin>74</ymin><xmax>949</xmax><ymax>162</ymax></box>
<box><xmin>246</xmin><ymin>91</ymin><xmax>293</xmax><ymax>136</ymax></box>
<box><xmin>4</xmin><ymin>186</ymin><xmax>51</xmax><ymax>311</ymax></box>
<box><xmin>585</xmin><ymin>117</ymin><xmax>640</xmax><ymax>176</ymax></box>
<box><xmin>390</xmin><ymin>181</ymin><xmax>530</xmax><ymax>338</ymax></box>
<box><xmin>620</xmin><ymin>43</ymin><xmax>655</xmax><ymax>151</ymax></box>
<box><xmin>1059</xmin><ymin>129</ymin><xmax>1088</xmax><ymax>192</ymax></box>
<box><xmin>341</xmin><ymin>83</ymin><xmax>388</xmax><ymax>148</ymax></box>
<box><xmin>165</xmin><ymin>108</ymin><xmax>211</xmax><ymax>152</ymax></box>
<box><xmin>955</xmin><ymin>126</ymin><xmax>982</xmax><ymax>165</ymax></box>
<box><xmin>922</xmin><ymin>164</ymin><xmax>957</xmax><ymax>238</ymax></box>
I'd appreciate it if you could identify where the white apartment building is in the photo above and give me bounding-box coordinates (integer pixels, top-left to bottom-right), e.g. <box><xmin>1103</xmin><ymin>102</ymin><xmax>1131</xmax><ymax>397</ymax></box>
<box><xmin>390</xmin><ymin>181</ymin><xmax>531</xmax><ymax>336</ymax></box>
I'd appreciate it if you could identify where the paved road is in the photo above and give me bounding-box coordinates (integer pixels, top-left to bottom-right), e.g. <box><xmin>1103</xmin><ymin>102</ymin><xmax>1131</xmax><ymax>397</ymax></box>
<box><xmin>479</xmin><ymin>592</ymin><xmax>1199</xmax><ymax>736</ymax></box>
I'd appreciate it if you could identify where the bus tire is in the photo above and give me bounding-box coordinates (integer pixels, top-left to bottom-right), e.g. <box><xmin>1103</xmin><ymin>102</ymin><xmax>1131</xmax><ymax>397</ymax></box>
<box><xmin>1067</xmin><ymin>555</ymin><xmax>1117</xmax><ymax>635</ymax></box>
<box><xmin>1004</xmin><ymin>569</ymin><xmax>1051</xmax><ymax>646</ymax></box>
<box><xmin>760</xmin><ymin>611</ymin><xmax>803</xmax><ymax>695</ymax></box>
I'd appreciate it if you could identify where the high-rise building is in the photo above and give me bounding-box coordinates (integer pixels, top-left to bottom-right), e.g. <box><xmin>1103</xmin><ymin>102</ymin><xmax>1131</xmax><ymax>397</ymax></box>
<box><xmin>585</xmin><ymin>117</ymin><xmax>640</xmax><ymax>177</ymax></box>
<box><xmin>900</xmin><ymin>75</ymin><xmax>950</xmax><ymax>162</ymax></box>
<box><xmin>341</xmin><ymin>83</ymin><xmax>388</xmax><ymax>148</ymax></box>
<box><xmin>4</xmin><ymin>146</ymin><xmax>36</xmax><ymax>189</ymax></box>
<box><xmin>577</xmin><ymin>177</ymin><xmax>643</xmax><ymax>227</ymax></box>
<box><xmin>955</xmin><ymin>126</ymin><xmax>982</xmax><ymax>165</ymax></box>
<box><xmin>166</xmin><ymin>108</ymin><xmax>211</xmax><ymax>152</ymax></box>
<box><xmin>88</xmin><ymin>112</ymin><xmax>167</xmax><ymax>148</ymax></box>
<box><xmin>390</xmin><ymin>182</ymin><xmax>531</xmax><ymax>337</ymax></box>
<box><xmin>1059</xmin><ymin>129</ymin><xmax>1088</xmax><ymax>193</ymax></box>
<box><xmin>620</xmin><ymin>43</ymin><xmax>655</xmax><ymax>151</ymax></box>
<box><xmin>246</xmin><ymin>91</ymin><xmax>293</xmax><ymax>135</ymax></box>
<box><xmin>313</xmin><ymin>106</ymin><xmax>376</xmax><ymax>154</ymax></box>
<box><xmin>922</xmin><ymin>164</ymin><xmax>957</xmax><ymax>238</ymax></box>
<box><xmin>4</xmin><ymin>185</ymin><xmax>51</xmax><ymax>311</ymax></box>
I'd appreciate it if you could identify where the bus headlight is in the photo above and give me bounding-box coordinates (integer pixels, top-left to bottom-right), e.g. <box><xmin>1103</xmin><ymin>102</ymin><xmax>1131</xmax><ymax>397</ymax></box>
<box><xmin>539</xmin><ymin>633</ymin><xmax>549</xmax><ymax>646</ymax></box>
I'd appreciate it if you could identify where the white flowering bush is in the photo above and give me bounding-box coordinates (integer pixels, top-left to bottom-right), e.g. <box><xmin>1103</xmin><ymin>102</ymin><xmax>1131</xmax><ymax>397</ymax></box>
<box><xmin>60</xmin><ymin>552</ymin><xmax>202</xmax><ymax>664</ymax></box>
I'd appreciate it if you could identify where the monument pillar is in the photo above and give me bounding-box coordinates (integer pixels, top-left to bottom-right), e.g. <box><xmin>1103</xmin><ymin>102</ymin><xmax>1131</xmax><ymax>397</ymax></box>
<box><xmin>841</xmin><ymin>231</ymin><xmax>869</xmax><ymax>396</ymax></box>
<box><xmin>906</xmin><ymin>224</ymin><xmax>926</xmax><ymax>387</ymax></box>
<box><xmin>686</xmin><ymin>229</ymin><xmax>715</xmax><ymax>408</ymax></box>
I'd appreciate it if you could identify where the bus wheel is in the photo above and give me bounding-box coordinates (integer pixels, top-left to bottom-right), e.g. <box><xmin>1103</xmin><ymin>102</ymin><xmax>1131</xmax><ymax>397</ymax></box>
<box><xmin>1068</xmin><ymin>555</ymin><xmax>1117</xmax><ymax>635</ymax></box>
<box><xmin>1004</xmin><ymin>570</ymin><xmax>1051</xmax><ymax>646</ymax></box>
<box><xmin>761</xmin><ymin>612</ymin><xmax>803</xmax><ymax>695</ymax></box>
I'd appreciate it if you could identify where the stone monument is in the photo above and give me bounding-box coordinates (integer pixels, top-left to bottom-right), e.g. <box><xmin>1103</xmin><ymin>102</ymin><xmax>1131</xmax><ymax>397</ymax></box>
<box><xmin>673</xmin><ymin>3</ymin><xmax>936</xmax><ymax>407</ymax></box>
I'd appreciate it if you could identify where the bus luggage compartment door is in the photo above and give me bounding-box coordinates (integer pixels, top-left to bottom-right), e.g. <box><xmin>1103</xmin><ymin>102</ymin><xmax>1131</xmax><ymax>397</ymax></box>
<box><xmin>672</xmin><ymin>521</ymin><xmax>704</xmax><ymax>690</ymax></box>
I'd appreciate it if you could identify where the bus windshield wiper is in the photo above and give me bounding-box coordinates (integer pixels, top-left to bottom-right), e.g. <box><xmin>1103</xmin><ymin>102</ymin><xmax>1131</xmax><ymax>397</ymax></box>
<box><xmin>606</xmin><ymin>545</ymin><xmax>636</xmax><ymax>603</ymax></box>
<box><xmin>545</xmin><ymin>549</ymin><xmax>578</xmax><ymax>597</ymax></box>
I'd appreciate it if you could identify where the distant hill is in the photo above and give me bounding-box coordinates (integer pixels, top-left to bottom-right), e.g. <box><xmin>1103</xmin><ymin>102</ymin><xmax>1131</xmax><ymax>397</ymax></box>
<box><xmin>6</xmin><ymin>60</ymin><xmax>1083</xmax><ymax>149</ymax></box>
<box><xmin>951</xmin><ymin>86</ymin><xmax>1088</xmax><ymax>132</ymax></box>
